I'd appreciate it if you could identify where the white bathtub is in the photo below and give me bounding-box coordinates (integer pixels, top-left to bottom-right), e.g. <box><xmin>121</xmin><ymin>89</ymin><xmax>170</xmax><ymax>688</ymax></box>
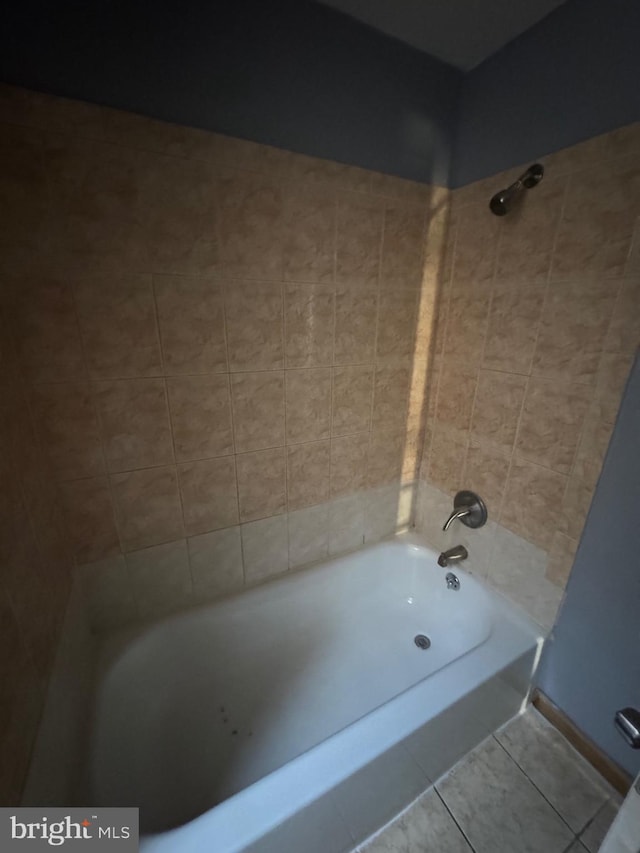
<box><xmin>87</xmin><ymin>533</ymin><xmax>542</xmax><ymax>852</ymax></box>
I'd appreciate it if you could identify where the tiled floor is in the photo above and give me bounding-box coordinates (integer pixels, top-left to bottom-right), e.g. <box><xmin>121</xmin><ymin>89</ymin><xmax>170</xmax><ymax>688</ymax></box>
<box><xmin>358</xmin><ymin>708</ymin><xmax>621</xmax><ymax>853</ymax></box>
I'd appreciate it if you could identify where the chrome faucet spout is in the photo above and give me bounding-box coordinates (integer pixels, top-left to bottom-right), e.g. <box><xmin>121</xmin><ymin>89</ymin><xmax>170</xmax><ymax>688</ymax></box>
<box><xmin>442</xmin><ymin>507</ymin><xmax>471</xmax><ymax>531</ymax></box>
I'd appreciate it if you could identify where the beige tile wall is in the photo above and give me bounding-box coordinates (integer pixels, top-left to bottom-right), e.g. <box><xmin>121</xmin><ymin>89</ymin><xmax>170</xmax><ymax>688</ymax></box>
<box><xmin>422</xmin><ymin>124</ymin><xmax>640</xmax><ymax>591</ymax></box>
<box><xmin>0</xmin><ymin>308</ymin><xmax>75</xmax><ymax>803</ymax></box>
<box><xmin>0</xmin><ymin>83</ymin><xmax>446</xmax><ymax>633</ymax></box>
<box><xmin>1</xmin><ymin>80</ymin><xmax>638</xmax><ymax>801</ymax></box>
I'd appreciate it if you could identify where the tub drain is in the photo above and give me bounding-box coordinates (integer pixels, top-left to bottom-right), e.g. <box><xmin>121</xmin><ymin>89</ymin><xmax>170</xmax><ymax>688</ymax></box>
<box><xmin>414</xmin><ymin>634</ymin><xmax>431</xmax><ymax>650</ymax></box>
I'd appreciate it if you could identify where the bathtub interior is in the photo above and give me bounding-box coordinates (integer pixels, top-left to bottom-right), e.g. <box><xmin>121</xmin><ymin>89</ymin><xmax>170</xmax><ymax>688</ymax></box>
<box><xmin>141</xmin><ymin>646</ymin><xmax>539</xmax><ymax>853</ymax></box>
<box><xmin>88</xmin><ymin>540</ymin><xmax>497</xmax><ymax>833</ymax></box>
<box><xmin>77</xmin><ymin>534</ymin><xmax>544</xmax><ymax>853</ymax></box>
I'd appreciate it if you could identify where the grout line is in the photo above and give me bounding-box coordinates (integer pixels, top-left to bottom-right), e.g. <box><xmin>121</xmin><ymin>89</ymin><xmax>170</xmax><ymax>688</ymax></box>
<box><xmin>329</xmin><ymin>199</ymin><xmax>339</xmax><ymax>500</ymax></box>
<box><xmin>497</xmin><ymin>169</ymin><xmax>571</xmax><ymax>536</ymax></box>
<box><xmin>67</xmin><ymin>281</ymin><xmax>129</xmax><ymax>571</ymax></box>
<box><xmin>433</xmin><ymin>786</ymin><xmax>479</xmax><ymax>853</ymax></box>
<box><xmin>492</xmin><ymin>734</ymin><xmax>583</xmax><ymax>838</ymax></box>
<box><xmin>220</xmin><ymin>284</ymin><xmax>247</xmax><ymax>584</ymax></box>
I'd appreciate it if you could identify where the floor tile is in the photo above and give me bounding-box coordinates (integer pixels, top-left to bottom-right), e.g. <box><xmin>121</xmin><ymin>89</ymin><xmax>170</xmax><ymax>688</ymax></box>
<box><xmin>566</xmin><ymin>841</ymin><xmax>589</xmax><ymax>852</ymax></box>
<box><xmin>359</xmin><ymin>787</ymin><xmax>472</xmax><ymax>853</ymax></box>
<box><xmin>496</xmin><ymin>707</ymin><xmax>611</xmax><ymax>832</ymax></box>
<box><xmin>435</xmin><ymin>736</ymin><xmax>574</xmax><ymax>853</ymax></box>
<box><xmin>580</xmin><ymin>799</ymin><xmax>620</xmax><ymax>853</ymax></box>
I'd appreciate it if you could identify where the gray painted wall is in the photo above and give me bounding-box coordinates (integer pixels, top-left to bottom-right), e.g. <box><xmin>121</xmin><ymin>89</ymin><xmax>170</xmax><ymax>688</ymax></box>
<box><xmin>2</xmin><ymin>0</ymin><xmax>639</xmax><ymax>188</ymax></box>
<box><xmin>453</xmin><ymin>0</ymin><xmax>640</xmax><ymax>186</ymax></box>
<box><xmin>0</xmin><ymin>0</ymin><xmax>459</xmax><ymax>185</ymax></box>
<box><xmin>537</xmin><ymin>354</ymin><xmax>640</xmax><ymax>778</ymax></box>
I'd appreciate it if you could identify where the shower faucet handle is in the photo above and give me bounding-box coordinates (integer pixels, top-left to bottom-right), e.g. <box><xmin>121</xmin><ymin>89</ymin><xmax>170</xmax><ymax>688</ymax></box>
<box><xmin>442</xmin><ymin>491</ymin><xmax>488</xmax><ymax>531</ymax></box>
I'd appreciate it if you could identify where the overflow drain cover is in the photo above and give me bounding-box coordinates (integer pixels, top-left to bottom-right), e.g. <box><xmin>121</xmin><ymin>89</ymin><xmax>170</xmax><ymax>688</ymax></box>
<box><xmin>414</xmin><ymin>634</ymin><xmax>431</xmax><ymax>650</ymax></box>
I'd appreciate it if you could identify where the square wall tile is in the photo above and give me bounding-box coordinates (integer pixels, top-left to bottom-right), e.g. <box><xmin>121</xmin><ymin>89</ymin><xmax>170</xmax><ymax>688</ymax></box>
<box><xmin>442</xmin><ymin>290</ymin><xmax>491</xmax><ymax>365</ymax></box>
<box><xmin>462</xmin><ymin>440</ymin><xmax>510</xmax><ymax>517</ymax></box>
<box><xmin>288</xmin><ymin>504</ymin><xmax>330</xmax><ymax>569</ymax></box>
<box><xmin>241</xmin><ymin>515</ymin><xmax>288</xmax><ymax>584</ymax></box>
<box><xmin>450</xmin><ymin>203</ymin><xmax>499</xmax><ymax>290</ymax></box>
<box><xmin>188</xmin><ymin>527</ymin><xmax>243</xmax><ymax>598</ymax></box>
<box><xmin>236</xmin><ymin>447</ymin><xmax>286</xmax><ymax>522</ymax></box>
<box><xmin>285</xmin><ymin>368</ymin><xmax>332</xmax><ymax>445</ymax></box>
<box><xmin>365</xmin><ymin>482</ymin><xmax>414</xmax><ymax>543</ymax></box>
<box><xmin>126</xmin><ymin>539</ymin><xmax>193</xmax><ymax>618</ymax></box>
<box><xmin>551</xmin><ymin>159</ymin><xmax>638</xmax><ymax>281</ymax></box>
<box><xmin>30</xmin><ymin>381</ymin><xmax>104</xmax><ymax>480</ymax></box>
<box><xmin>332</xmin><ymin>365</ymin><xmax>374</xmax><ymax>436</ymax></box>
<box><xmin>495</xmin><ymin>175</ymin><xmax>567</xmax><ymax>283</ymax></box>
<box><xmin>334</xmin><ymin>288</ymin><xmax>377</xmax><ymax>365</ymax></box>
<box><xmin>471</xmin><ymin>370</ymin><xmax>527</xmax><ymax>455</ymax></box>
<box><xmin>167</xmin><ymin>374</ymin><xmax>233</xmax><ymax>462</ymax></box>
<box><xmin>178</xmin><ymin>456</ymin><xmax>239</xmax><ymax>536</ymax></box>
<box><xmin>335</xmin><ymin>193</ymin><xmax>383</xmax><ymax>288</ymax></box>
<box><xmin>284</xmin><ymin>284</ymin><xmax>334</xmax><ymax>367</ymax></box>
<box><xmin>487</xmin><ymin>525</ymin><xmax>561</xmax><ymax>630</ymax></box>
<box><xmin>231</xmin><ymin>371</ymin><xmax>285</xmax><ymax>453</ymax></box>
<box><xmin>532</xmin><ymin>278</ymin><xmax>619</xmax><ymax>385</ymax></box>
<box><xmin>224</xmin><ymin>284</ymin><xmax>283</xmax><ymax>371</ymax></box>
<box><xmin>594</xmin><ymin>350</ymin><xmax>635</xmax><ymax>422</ymax></box>
<box><xmin>572</xmin><ymin>406</ymin><xmax>614</xmax><ymax>489</ymax></box>
<box><xmin>371</xmin><ymin>366</ymin><xmax>412</xmax><ymax>433</ymax></box>
<box><xmin>367</xmin><ymin>428</ymin><xmax>406</xmax><ymax>488</ymax></box>
<box><xmin>217</xmin><ymin>173</ymin><xmax>284</xmax><ymax>280</ymax></box>
<box><xmin>330</xmin><ymin>433</ymin><xmax>368</xmax><ymax>498</ymax></box>
<box><xmin>329</xmin><ymin>493</ymin><xmax>365</xmax><ymax>555</ymax></box>
<box><xmin>604</xmin><ymin>277</ymin><xmax>640</xmax><ymax>355</ymax></box>
<box><xmin>111</xmin><ymin>466</ymin><xmax>184</xmax><ymax>551</ymax></box>
<box><xmin>483</xmin><ymin>280</ymin><xmax>546</xmax><ymax>375</ymax></box>
<box><xmin>375</xmin><ymin>290</ymin><xmax>418</xmax><ymax>364</ymax></box>
<box><xmin>435</xmin><ymin>362</ymin><xmax>478</xmax><ymax>431</ymax></box>
<box><xmin>515</xmin><ymin>378</ymin><xmax>591</xmax><ymax>474</ymax></box>
<box><xmin>546</xmin><ymin>531</ymin><xmax>579</xmax><ymax>588</ymax></box>
<box><xmin>558</xmin><ymin>476</ymin><xmax>593</xmax><ymax>541</ymax></box>
<box><xmin>74</xmin><ymin>273</ymin><xmax>162</xmax><ymax>379</ymax></box>
<box><xmin>286</xmin><ymin>440</ymin><xmax>330</xmax><ymax>511</ymax></box>
<box><xmin>154</xmin><ymin>275</ymin><xmax>227</xmax><ymax>374</ymax></box>
<box><xmin>380</xmin><ymin>201</ymin><xmax>426</xmax><ymax>290</ymax></box>
<box><xmin>501</xmin><ymin>457</ymin><xmax>567</xmax><ymax>551</ymax></box>
<box><xmin>45</xmin><ymin>137</ymin><xmax>150</xmax><ymax>274</ymax></box>
<box><xmin>428</xmin><ymin>422</ymin><xmax>467</xmax><ymax>496</ymax></box>
<box><xmin>94</xmin><ymin>378</ymin><xmax>174</xmax><ymax>471</ymax></box>
<box><xmin>0</xmin><ymin>124</ymin><xmax>49</xmax><ymax>257</ymax></box>
<box><xmin>60</xmin><ymin>476</ymin><xmax>120</xmax><ymax>565</ymax></box>
<box><xmin>142</xmin><ymin>153</ymin><xmax>218</xmax><ymax>276</ymax></box>
<box><xmin>283</xmin><ymin>186</ymin><xmax>335</xmax><ymax>284</ymax></box>
<box><xmin>9</xmin><ymin>276</ymin><xmax>85</xmax><ymax>382</ymax></box>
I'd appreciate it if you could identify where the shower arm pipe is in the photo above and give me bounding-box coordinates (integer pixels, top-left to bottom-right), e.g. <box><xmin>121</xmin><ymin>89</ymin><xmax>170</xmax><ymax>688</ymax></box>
<box><xmin>489</xmin><ymin>163</ymin><xmax>544</xmax><ymax>216</ymax></box>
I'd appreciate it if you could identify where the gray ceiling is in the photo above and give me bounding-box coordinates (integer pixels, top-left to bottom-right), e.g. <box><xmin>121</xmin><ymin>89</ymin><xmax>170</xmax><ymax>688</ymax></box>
<box><xmin>318</xmin><ymin>0</ymin><xmax>568</xmax><ymax>70</ymax></box>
